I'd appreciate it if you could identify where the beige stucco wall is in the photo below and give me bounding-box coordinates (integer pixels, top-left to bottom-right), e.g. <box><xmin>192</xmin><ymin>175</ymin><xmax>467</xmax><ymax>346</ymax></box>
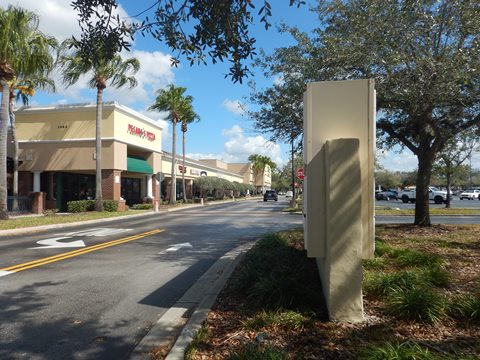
<box><xmin>113</xmin><ymin>108</ymin><xmax>162</xmax><ymax>152</ymax></box>
<box><xmin>14</xmin><ymin>103</ymin><xmax>163</xmax><ymax>174</ymax></box>
<box><xmin>15</xmin><ymin>107</ymin><xmax>104</xmax><ymax>141</ymax></box>
<box><xmin>227</xmin><ymin>163</ymin><xmax>252</xmax><ymax>185</ymax></box>
<box><xmin>161</xmin><ymin>157</ymin><xmax>244</xmax><ymax>183</ymax></box>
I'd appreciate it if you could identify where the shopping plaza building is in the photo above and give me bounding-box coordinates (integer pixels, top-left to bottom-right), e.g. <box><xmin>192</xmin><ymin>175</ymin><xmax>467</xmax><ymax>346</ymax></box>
<box><xmin>7</xmin><ymin>102</ymin><xmax>271</xmax><ymax>212</ymax></box>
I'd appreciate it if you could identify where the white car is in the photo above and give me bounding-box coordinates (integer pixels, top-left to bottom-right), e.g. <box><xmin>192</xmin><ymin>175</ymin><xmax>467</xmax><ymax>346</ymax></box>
<box><xmin>285</xmin><ymin>190</ymin><xmax>293</xmax><ymax>198</ymax></box>
<box><xmin>459</xmin><ymin>189</ymin><xmax>480</xmax><ymax>200</ymax></box>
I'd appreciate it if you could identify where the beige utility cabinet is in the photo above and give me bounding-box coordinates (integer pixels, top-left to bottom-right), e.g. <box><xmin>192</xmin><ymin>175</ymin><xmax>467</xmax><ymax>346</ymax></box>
<box><xmin>303</xmin><ymin>79</ymin><xmax>376</xmax><ymax>322</ymax></box>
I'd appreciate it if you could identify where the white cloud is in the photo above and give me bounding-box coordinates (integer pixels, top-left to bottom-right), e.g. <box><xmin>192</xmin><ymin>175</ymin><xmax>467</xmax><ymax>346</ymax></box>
<box><xmin>379</xmin><ymin>148</ymin><xmax>417</xmax><ymax>171</ymax></box>
<box><xmin>138</xmin><ymin>109</ymin><xmax>170</xmax><ymax>141</ymax></box>
<box><xmin>188</xmin><ymin>125</ymin><xmax>284</xmax><ymax>166</ymax></box>
<box><xmin>103</xmin><ymin>50</ymin><xmax>175</xmax><ymax>105</ymax></box>
<box><xmin>222</xmin><ymin>99</ymin><xmax>246</xmax><ymax>116</ymax></box>
<box><xmin>6</xmin><ymin>0</ymin><xmax>130</xmax><ymax>42</ymax></box>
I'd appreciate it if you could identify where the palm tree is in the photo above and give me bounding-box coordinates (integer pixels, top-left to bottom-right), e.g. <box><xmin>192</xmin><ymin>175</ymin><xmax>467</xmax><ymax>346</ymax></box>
<box><xmin>180</xmin><ymin>107</ymin><xmax>199</xmax><ymax>202</ymax></box>
<box><xmin>149</xmin><ymin>85</ymin><xmax>196</xmax><ymax>205</ymax></box>
<box><xmin>248</xmin><ymin>154</ymin><xmax>261</xmax><ymax>194</ymax></box>
<box><xmin>8</xmin><ymin>77</ymin><xmax>55</xmax><ymax>211</ymax></box>
<box><xmin>59</xmin><ymin>42</ymin><xmax>139</xmax><ymax>211</ymax></box>
<box><xmin>248</xmin><ymin>154</ymin><xmax>276</xmax><ymax>194</ymax></box>
<box><xmin>0</xmin><ymin>6</ymin><xmax>57</xmax><ymax>219</ymax></box>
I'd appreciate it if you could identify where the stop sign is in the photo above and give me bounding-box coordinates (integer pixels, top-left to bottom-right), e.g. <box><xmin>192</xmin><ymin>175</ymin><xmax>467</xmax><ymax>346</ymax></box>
<box><xmin>296</xmin><ymin>167</ymin><xmax>304</xmax><ymax>180</ymax></box>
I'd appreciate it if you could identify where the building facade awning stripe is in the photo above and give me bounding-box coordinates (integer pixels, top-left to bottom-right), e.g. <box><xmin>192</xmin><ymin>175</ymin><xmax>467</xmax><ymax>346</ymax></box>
<box><xmin>127</xmin><ymin>156</ymin><xmax>153</xmax><ymax>174</ymax></box>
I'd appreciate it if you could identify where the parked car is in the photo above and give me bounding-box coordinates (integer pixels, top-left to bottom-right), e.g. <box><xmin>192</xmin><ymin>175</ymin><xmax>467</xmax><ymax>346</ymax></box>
<box><xmin>263</xmin><ymin>190</ymin><xmax>278</xmax><ymax>202</ymax></box>
<box><xmin>285</xmin><ymin>190</ymin><xmax>293</xmax><ymax>198</ymax></box>
<box><xmin>459</xmin><ymin>189</ymin><xmax>480</xmax><ymax>200</ymax></box>
<box><xmin>375</xmin><ymin>189</ymin><xmax>398</xmax><ymax>201</ymax></box>
<box><xmin>398</xmin><ymin>186</ymin><xmax>448</xmax><ymax>204</ymax></box>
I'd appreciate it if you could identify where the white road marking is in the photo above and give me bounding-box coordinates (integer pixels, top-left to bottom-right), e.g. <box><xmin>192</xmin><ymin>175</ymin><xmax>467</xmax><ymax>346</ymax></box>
<box><xmin>0</xmin><ymin>270</ymin><xmax>13</xmax><ymax>277</ymax></box>
<box><xmin>159</xmin><ymin>242</ymin><xmax>193</xmax><ymax>254</ymax></box>
<box><xmin>29</xmin><ymin>237</ymin><xmax>86</xmax><ymax>249</ymax></box>
<box><xmin>64</xmin><ymin>228</ymin><xmax>132</xmax><ymax>237</ymax></box>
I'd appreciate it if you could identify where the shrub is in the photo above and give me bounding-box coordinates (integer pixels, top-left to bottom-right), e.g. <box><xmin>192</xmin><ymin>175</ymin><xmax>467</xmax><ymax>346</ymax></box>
<box><xmin>448</xmin><ymin>295</ymin><xmax>480</xmax><ymax>323</ymax></box>
<box><xmin>102</xmin><ymin>200</ymin><xmax>118</xmax><ymax>212</ymax></box>
<box><xmin>386</xmin><ymin>286</ymin><xmax>446</xmax><ymax>323</ymax></box>
<box><xmin>392</xmin><ymin>248</ymin><xmax>445</xmax><ymax>268</ymax></box>
<box><xmin>43</xmin><ymin>208</ymin><xmax>59</xmax><ymax>216</ymax></box>
<box><xmin>364</xmin><ymin>271</ymin><xmax>421</xmax><ymax>298</ymax></box>
<box><xmin>360</xmin><ymin>341</ymin><xmax>435</xmax><ymax>360</ymax></box>
<box><xmin>227</xmin><ymin>344</ymin><xmax>288</xmax><ymax>360</ymax></box>
<box><xmin>131</xmin><ymin>203</ymin><xmax>153</xmax><ymax>210</ymax></box>
<box><xmin>230</xmin><ymin>233</ymin><xmax>323</xmax><ymax>310</ymax></box>
<box><xmin>422</xmin><ymin>265</ymin><xmax>451</xmax><ymax>288</ymax></box>
<box><xmin>67</xmin><ymin>200</ymin><xmax>95</xmax><ymax>213</ymax></box>
<box><xmin>243</xmin><ymin>310</ymin><xmax>312</xmax><ymax>331</ymax></box>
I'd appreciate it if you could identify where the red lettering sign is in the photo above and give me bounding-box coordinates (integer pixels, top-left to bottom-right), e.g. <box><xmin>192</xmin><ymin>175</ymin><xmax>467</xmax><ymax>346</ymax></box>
<box><xmin>127</xmin><ymin>124</ymin><xmax>156</xmax><ymax>141</ymax></box>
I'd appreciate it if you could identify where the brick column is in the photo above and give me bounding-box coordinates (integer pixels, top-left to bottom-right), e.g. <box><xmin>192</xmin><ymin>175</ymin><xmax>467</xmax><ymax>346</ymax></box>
<box><xmin>18</xmin><ymin>171</ymin><xmax>32</xmax><ymax>196</ymax></box>
<box><xmin>102</xmin><ymin>170</ymin><xmax>121</xmax><ymax>201</ymax></box>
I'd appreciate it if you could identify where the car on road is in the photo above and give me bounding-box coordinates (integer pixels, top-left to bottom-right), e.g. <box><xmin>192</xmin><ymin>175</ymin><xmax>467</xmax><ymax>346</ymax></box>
<box><xmin>285</xmin><ymin>190</ymin><xmax>293</xmax><ymax>198</ymax></box>
<box><xmin>263</xmin><ymin>190</ymin><xmax>278</xmax><ymax>202</ymax></box>
<box><xmin>459</xmin><ymin>189</ymin><xmax>480</xmax><ymax>200</ymax></box>
<box><xmin>375</xmin><ymin>189</ymin><xmax>398</xmax><ymax>201</ymax></box>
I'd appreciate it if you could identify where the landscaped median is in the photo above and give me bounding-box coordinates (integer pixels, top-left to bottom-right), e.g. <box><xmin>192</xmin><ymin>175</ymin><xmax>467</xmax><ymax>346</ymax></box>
<box><xmin>182</xmin><ymin>226</ymin><xmax>480</xmax><ymax>359</ymax></box>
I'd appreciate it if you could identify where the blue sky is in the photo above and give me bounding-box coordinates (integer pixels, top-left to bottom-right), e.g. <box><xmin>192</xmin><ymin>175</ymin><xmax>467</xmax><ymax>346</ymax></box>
<box><xmin>8</xmin><ymin>0</ymin><xmax>475</xmax><ymax>171</ymax></box>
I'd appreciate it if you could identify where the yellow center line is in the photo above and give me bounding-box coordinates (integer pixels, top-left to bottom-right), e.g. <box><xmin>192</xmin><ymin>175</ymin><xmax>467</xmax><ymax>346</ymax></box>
<box><xmin>0</xmin><ymin>229</ymin><xmax>164</xmax><ymax>274</ymax></box>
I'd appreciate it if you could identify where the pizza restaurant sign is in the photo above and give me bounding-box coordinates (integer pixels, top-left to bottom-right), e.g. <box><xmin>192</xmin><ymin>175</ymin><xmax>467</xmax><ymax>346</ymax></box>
<box><xmin>127</xmin><ymin>124</ymin><xmax>156</xmax><ymax>141</ymax></box>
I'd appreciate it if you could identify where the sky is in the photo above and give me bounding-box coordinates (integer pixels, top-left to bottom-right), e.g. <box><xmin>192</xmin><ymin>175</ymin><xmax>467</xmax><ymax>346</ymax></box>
<box><xmin>4</xmin><ymin>0</ymin><xmax>478</xmax><ymax>172</ymax></box>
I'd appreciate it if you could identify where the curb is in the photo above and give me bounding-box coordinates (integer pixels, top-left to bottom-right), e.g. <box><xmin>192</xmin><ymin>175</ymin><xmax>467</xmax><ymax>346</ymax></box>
<box><xmin>129</xmin><ymin>240</ymin><xmax>256</xmax><ymax>360</ymax></box>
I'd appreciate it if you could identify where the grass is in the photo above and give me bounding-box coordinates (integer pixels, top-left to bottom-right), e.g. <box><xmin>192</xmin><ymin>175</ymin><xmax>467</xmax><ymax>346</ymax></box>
<box><xmin>0</xmin><ymin>210</ymin><xmax>151</xmax><ymax>230</ymax></box>
<box><xmin>360</xmin><ymin>341</ymin><xmax>437</xmax><ymax>360</ymax></box>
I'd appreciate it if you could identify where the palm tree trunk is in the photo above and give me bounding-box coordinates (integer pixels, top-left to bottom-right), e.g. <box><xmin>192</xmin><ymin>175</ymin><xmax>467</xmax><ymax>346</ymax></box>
<box><xmin>0</xmin><ymin>80</ymin><xmax>10</xmax><ymax>219</ymax></box>
<box><xmin>170</xmin><ymin>118</ymin><xmax>177</xmax><ymax>205</ymax></box>
<box><xmin>95</xmin><ymin>87</ymin><xmax>104</xmax><ymax>212</ymax></box>
<box><xmin>182</xmin><ymin>128</ymin><xmax>187</xmax><ymax>202</ymax></box>
<box><xmin>9</xmin><ymin>95</ymin><xmax>18</xmax><ymax>212</ymax></box>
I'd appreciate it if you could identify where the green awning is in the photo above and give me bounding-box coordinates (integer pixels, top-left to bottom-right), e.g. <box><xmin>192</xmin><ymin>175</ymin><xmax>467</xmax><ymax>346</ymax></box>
<box><xmin>127</xmin><ymin>156</ymin><xmax>153</xmax><ymax>174</ymax></box>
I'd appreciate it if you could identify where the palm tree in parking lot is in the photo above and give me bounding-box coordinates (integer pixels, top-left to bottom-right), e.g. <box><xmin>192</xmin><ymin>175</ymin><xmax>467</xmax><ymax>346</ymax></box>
<box><xmin>59</xmin><ymin>41</ymin><xmax>139</xmax><ymax>211</ymax></box>
<box><xmin>149</xmin><ymin>85</ymin><xmax>196</xmax><ymax>205</ymax></box>
<box><xmin>0</xmin><ymin>6</ymin><xmax>57</xmax><ymax>219</ymax></box>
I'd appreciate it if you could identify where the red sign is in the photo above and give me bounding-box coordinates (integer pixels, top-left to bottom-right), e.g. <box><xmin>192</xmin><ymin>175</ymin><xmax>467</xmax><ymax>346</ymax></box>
<box><xmin>127</xmin><ymin>124</ymin><xmax>156</xmax><ymax>141</ymax></box>
<box><xmin>178</xmin><ymin>165</ymin><xmax>187</xmax><ymax>173</ymax></box>
<box><xmin>296</xmin><ymin>167</ymin><xmax>304</xmax><ymax>180</ymax></box>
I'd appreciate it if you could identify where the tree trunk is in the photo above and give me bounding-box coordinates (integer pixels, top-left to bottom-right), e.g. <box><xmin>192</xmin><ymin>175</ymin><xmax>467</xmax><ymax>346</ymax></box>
<box><xmin>9</xmin><ymin>96</ymin><xmax>18</xmax><ymax>212</ymax></box>
<box><xmin>95</xmin><ymin>87</ymin><xmax>104</xmax><ymax>212</ymax></box>
<box><xmin>414</xmin><ymin>149</ymin><xmax>435</xmax><ymax>226</ymax></box>
<box><xmin>182</xmin><ymin>127</ymin><xmax>187</xmax><ymax>202</ymax></box>
<box><xmin>445</xmin><ymin>170</ymin><xmax>451</xmax><ymax>209</ymax></box>
<box><xmin>170</xmin><ymin>118</ymin><xmax>177</xmax><ymax>205</ymax></box>
<box><xmin>0</xmin><ymin>81</ymin><xmax>10</xmax><ymax>219</ymax></box>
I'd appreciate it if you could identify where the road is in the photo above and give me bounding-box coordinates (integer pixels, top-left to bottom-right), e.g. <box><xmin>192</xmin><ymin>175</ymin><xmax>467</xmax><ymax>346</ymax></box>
<box><xmin>0</xmin><ymin>198</ymin><xmax>301</xmax><ymax>360</ymax></box>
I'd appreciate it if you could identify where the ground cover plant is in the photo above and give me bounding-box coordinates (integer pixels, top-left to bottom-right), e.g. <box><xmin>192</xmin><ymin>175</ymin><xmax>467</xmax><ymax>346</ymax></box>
<box><xmin>181</xmin><ymin>225</ymin><xmax>480</xmax><ymax>359</ymax></box>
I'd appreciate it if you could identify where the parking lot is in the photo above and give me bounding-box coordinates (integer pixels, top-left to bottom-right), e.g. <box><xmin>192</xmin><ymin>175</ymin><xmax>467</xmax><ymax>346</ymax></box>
<box><xmin>376</xmin><ymin>197</ymin><xmax>480</xmax><ymax>209</ymax></box>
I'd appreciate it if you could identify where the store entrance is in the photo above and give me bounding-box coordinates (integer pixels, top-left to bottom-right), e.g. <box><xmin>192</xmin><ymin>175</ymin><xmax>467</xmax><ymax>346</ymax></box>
<box><xmin>121</xmin><ymin>177</ymin><xmax>141</xmax><ymax>206</ymax></box>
